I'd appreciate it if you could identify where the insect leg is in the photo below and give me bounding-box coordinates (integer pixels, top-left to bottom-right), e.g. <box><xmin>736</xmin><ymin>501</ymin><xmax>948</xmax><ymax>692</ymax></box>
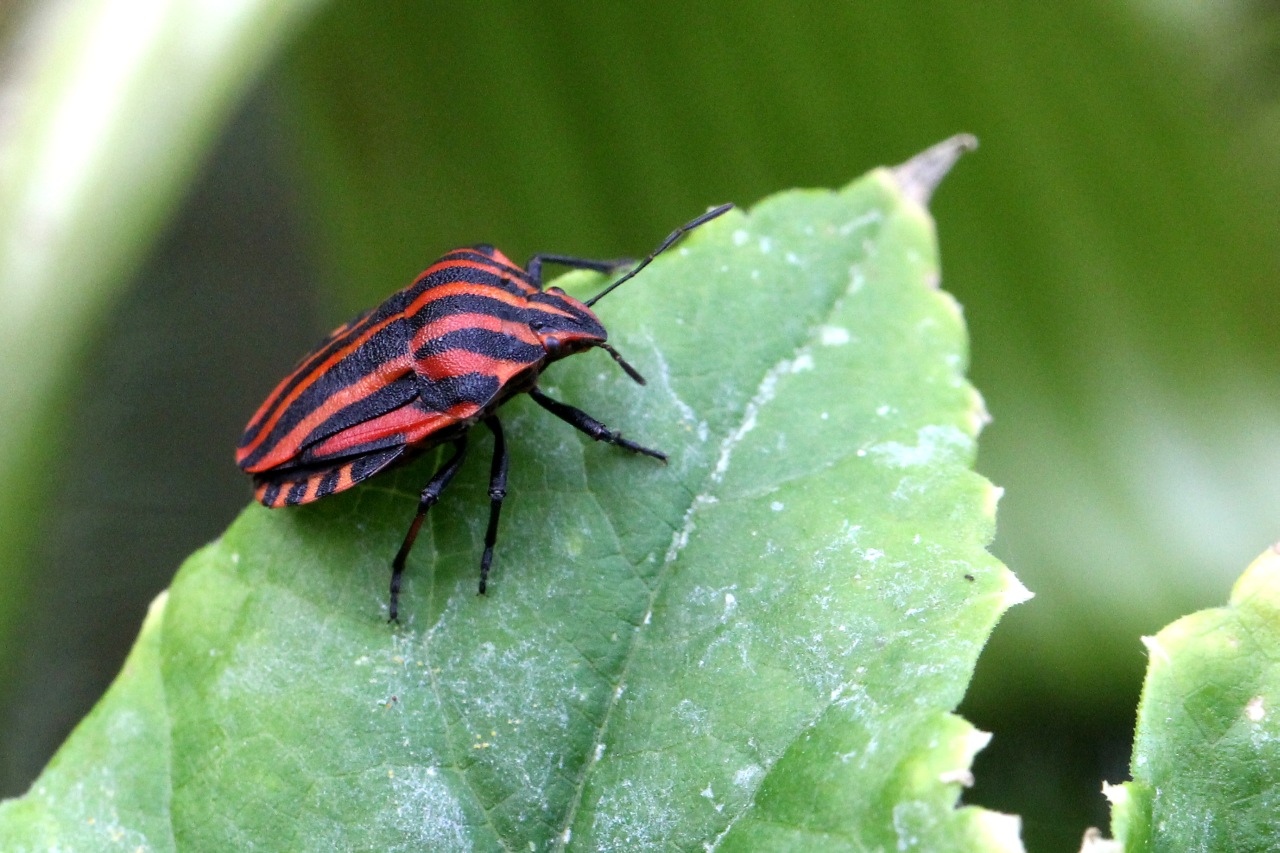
<box><xmin>528</xmin><ymin>387</ymin><xmax>667</xmax><ymax>462</ymax></box>
<box><xmin>389</xmin><ymin>436</ymin><xmax>469</xmax><ymax>622</ymax></box>
<box><xmin>525</xmin><ymin>254</ymin><xmax>631</xmax><ymax>287</ymax></box>
<box><xmin>478</xmin><ymin>416</ymin><xmax>509</xmax><ymax>595</ymax></box>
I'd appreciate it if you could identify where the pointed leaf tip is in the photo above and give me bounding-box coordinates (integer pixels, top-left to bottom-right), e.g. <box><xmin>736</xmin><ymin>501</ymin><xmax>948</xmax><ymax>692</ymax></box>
<box><xmin>892</xmin><ymin>134</ymin><xmax>979</xmax><ymax>206</ymax></box>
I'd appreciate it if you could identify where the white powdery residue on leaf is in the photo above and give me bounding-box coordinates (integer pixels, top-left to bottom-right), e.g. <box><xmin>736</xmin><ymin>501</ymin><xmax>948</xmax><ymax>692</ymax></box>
<box><xmin>819</xmin><ymin>325</ymin><xmax>851</xmax><ymax>346</ymax></box>
<box><xmin>51</xmin><ymin>762</ymin><xmax>153</xmax><ymax>852</ymax></box>
<box><xmin>663</xmin><ymin>505</ymin><xmax>697</xmax><ymax>566</ymax></box>
<box><xmin>892</xmin><ymin>801</ymin><xmax>931</xmax><ymax>851</ymax></box>
<box><xmin>710</xmin><ymin>353</ymin><xmax>797</xmax><ymax>483</ymax></box>
<box><xmin>664</xmin><ymin>349</ymin><xmax>802</xmax><ymax>570</ymax></box>
<box><xmin>733</xmin><ymin>764</ymin><xmax>763</xmax><ymax>788</ymax></box>
<box><xmin>589</xmin><ymin>769</ymin><xmax>682</xmax><ymax>853</ymax></box>
<box><xmin>1246</xmin><ymin>696</ymin><xmax>1266</xmax><ymax>722</ymax></box>
<box><xmin>431</xmin><ymin>633</ymin><xmax>589</xmax><ymax>794</ymax></box>
<box><xmin>869</xmin><ymin>424</ymin><xmax>970</xmax><ymax>469</ymax></box>
<box><xmin>646</xmin><ymin>339</ymin><xmax>709</xmax><ymax>443</ymax></box>
<box><xmin>833</xmin><ymin>520</ymin><xmax>862</xmax><ymax>547</ymax></box>
<box><xmin>674</xmin><ymin>698</ymin><xmax>711</xmax><ymax>736</ymax></box>
<box><xmin>732</xmin><ymin>228</ymin><xmax>749</xmax><ymax>246</ymax></box>
<box><xmin>847</xmin><ymin>266</ymin><xmax>866</xmax><ymax>294</ymax></box>
<box><xmin>704</xmin><ymin>765</ymin><xmax>764</xmax><ymax>852</ymax></box>
<box><xmin>790</xmin><ymin>353</ymin><xmax>814</xmax><ymax>373</ymax></box>
<box><xmin>385</xmin><ymin>765</ymin><xmax>471</xmax><ymax>851</ymax></box>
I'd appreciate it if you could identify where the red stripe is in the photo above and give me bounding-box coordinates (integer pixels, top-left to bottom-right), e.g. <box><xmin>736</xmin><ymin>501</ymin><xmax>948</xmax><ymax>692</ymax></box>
<box><xmin>307</xmin><ymin>405</ymin><xmax>448</xmax><ymax>459</ymax></box>
<box><xmin>415</xmin><ymin>349</ymin><xmax>534</xmax><ymax>383</ymax></box>
<box><xmin>240</xmin><ymin>356</ymin><xmax>414</xmax><ymax>472</ymax></box>
<box><xmin>412</xmin><ymin>312</ymin><xmax>542</xmax><ymax>354</ymax></box>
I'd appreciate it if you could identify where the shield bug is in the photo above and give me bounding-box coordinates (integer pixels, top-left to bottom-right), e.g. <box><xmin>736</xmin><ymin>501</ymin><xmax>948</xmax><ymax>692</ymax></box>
<box><xmin>237</xmin><ymin>203</ymin><xmax>732</xmax><ymax>620</ymax></box>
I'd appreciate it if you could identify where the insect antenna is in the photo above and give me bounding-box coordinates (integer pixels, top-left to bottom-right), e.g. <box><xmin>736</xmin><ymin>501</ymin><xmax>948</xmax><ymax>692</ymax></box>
<box><xmin>584</xmin><ymin>203</ymin><xmax>733</xmax><ymax>308</ymax></box>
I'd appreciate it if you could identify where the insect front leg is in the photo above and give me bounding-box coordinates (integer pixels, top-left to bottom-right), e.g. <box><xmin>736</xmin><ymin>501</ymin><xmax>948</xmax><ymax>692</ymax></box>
<box><xmin>525</xmin><ymin>253</ymin><xmax>631</xmax><ymax>287</ymax></box>
<box><xmin>528</xmin><ymin>387</ymin><xmax>667</xmax><ymax>462</ymax></box>
<box><xmin>478</xmin><ymin>416</ymin><xmax>509</xmax><ymax>595</ymax></box>
<box><xmin>389</xmin><ymin>436</ymin><xmax>468</xmax><ymax>622</ymax></box>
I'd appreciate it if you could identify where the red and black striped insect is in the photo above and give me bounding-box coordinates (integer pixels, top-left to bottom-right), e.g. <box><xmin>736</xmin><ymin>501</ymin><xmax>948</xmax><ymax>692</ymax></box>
<box><xmin>237</xmin><ymin>203</ymin><xmax>732</xmax><ymax>620</ymax></box>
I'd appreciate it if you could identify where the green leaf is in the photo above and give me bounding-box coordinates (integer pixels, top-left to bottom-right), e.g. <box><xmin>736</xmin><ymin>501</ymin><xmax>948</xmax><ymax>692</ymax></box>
<box><xmin>1104</xmin><ymin>546</ymin><xmax>1280</xmax><ymax>852</ymax></box>
<box><xmin>0</xmin><ymin>142</ymin><xmax>1026</xmax><ymax>850</ymax></box>
<box><xmin>0</xmin><ymin>593</ymin><xmax>173</xmax><ymax>849</ymax></box>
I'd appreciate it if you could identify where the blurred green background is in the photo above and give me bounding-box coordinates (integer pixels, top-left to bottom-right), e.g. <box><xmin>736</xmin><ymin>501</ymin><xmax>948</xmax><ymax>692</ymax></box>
<box><xmin>2</xmin><ymin>2</ymin><xmax>1279</xmax><ymax>850</ymax></box>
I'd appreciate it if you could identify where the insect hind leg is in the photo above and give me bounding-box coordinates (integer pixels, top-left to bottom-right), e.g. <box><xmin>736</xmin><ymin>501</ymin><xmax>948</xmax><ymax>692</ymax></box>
<box><xmin>389</xmin><ymin>436</ymin><xmax>468</xmax><ymax>622</ymax></box>
<box><xmin>478</xmin><ymin>416</ymin><xmax>509</xmax><ymax>595</ymax></box>
<box><xmin>528</xmin><ymin>387</ymin><xmax>667</xmax><ymax>462</ymax></box>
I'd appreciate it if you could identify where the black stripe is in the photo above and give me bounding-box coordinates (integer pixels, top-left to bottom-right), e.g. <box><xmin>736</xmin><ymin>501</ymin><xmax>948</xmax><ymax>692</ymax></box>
<box><xmin>350</xmin><ymin>447</ymin><xmax>404</xmax><ymax>482</ymax></box>
<box><xmin>408</xmin><ymin>263</ymin><xmax>535</xmax><ymax>300</ymax></box>
<box><xmin>408</xmin><ymin>293</ymin><xmax>536</xmax><ymax>326</ymax></box>
<box><xmin>418</xmin><ymin>372</ymin><xmax>501</xmax><ymax>413</ymax></box>
<box><xmin>316</xmin><ymin>468</ymin><xmax>341</xmax><ymax>499</ymax></box>
<box><xmin>297</xmin><ymin>376</ymin><xmax>422</xmax><ymax>460</ymax></box>
<box><xmin>527</xmin><ymin>290</ymin><xmax>601</xmax><ymax>327</ymax></box>
<box><xmin>299</xmin><ymin>431</ymin><xmax>409</xmax><ymax>464</ymax></box>
<box><xmin>414</xmin><ymin>328</ymin><xmax>545</xmax><ymax>363</ymax></box>
<box><xmin>443</xmin><ymin>245</ymin><xmax>527</xmax><ymax>278</ymax></box>
<box><xmin>255</xmin><ymin>445</ymin><xmax>407</xmax><ymax>498</ymax></box>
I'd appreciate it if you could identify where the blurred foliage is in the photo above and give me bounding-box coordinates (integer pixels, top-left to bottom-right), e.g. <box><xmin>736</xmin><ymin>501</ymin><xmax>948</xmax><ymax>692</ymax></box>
<box><xmin>2</xmin><ymin>1</ymin><xmax>1279</xmax><ymax>851</ymax></box>
<box><xmin>0</xmin><ymin>0</ymin><xmax>322</xmax><ymax>797</ymax></box>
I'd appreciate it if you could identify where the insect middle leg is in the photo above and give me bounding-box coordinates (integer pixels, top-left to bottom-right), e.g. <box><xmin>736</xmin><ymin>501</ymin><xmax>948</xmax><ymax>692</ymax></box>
<box><xmin>528</xmin><ymin>387</ymin><xmax>667</xmax><ymax>462</ymax></box>
<box><xmin>478</xmin><ymin>416</ymin><xmax>509</xmax><ymax>595</ymax></box>
<box><xmin>389</xmin><ymin>436</ymin><xmax>468</xmax><ymax>622</ymax></box>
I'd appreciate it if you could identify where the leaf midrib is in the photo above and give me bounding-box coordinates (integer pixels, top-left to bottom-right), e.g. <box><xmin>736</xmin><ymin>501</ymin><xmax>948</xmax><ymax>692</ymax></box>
<box><xmin>550</xmin><ymin>248</ymin><xmax>865</xmax><ymax>850</ymax></box>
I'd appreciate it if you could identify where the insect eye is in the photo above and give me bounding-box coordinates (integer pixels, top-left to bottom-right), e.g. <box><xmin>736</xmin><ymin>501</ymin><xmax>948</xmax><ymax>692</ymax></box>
<box><xmin>544</xmin><ymin>335</ymin><xmax>562</xmax><ymax>355</ymax></box>
<box><xmin>547</xmin><ymin>286</ymin><xmax>565</xmax><ymax>295</ymax></box>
